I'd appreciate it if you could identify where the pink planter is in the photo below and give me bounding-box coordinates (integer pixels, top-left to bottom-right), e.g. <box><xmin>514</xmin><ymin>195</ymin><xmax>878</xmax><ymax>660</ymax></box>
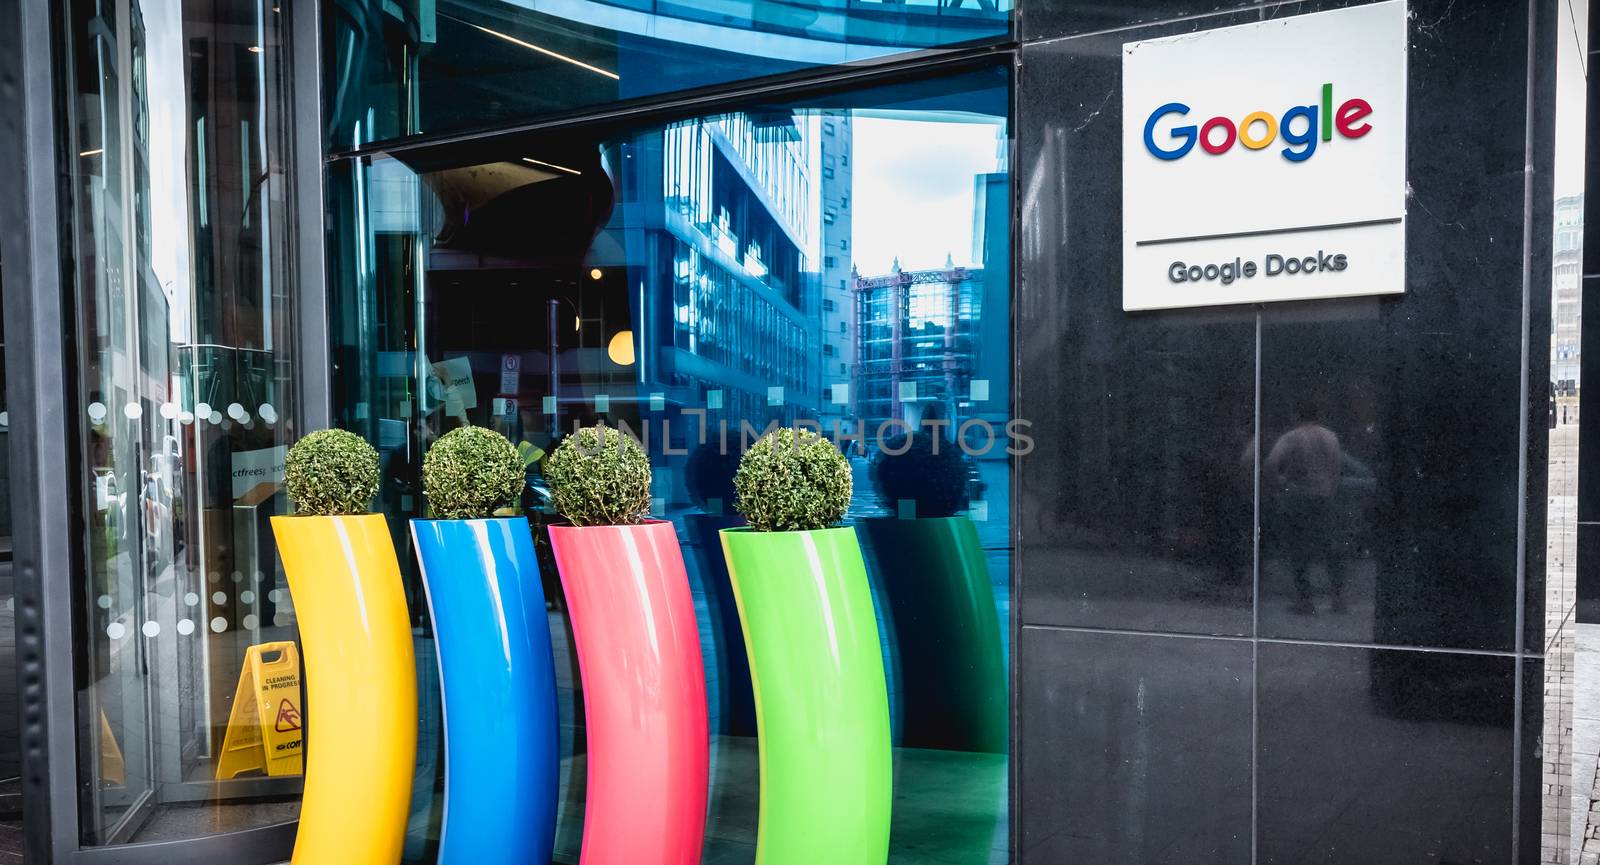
<box><xmin>548</xmin><ymin>520</ymin><xmax>709</xmax><ymax>865</ymax></box>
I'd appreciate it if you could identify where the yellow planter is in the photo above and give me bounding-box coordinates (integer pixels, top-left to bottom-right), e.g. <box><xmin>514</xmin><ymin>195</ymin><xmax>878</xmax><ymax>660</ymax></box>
<box><xmin>271</xmin><ymin>513</ymin><xmax>417</xmax><ymax>865</ymax></box>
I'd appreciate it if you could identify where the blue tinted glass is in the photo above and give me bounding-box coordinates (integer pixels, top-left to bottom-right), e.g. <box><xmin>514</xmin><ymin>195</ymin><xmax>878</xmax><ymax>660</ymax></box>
<box><xmin>328</xmin><ymin>67</ymin><xmax>1012</xmax><ymax>863</ymax></box>
<box><xmin>326</xmin><ymin>0</ymin><xmax>1012</xmax><ymax>147</ymax></box>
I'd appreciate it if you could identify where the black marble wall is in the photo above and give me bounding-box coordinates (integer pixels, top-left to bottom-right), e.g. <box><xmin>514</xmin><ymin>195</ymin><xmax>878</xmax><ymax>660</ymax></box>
<box><xmin>1015</xmin><ymin>2</ymin><xmax>1559</xmax><ymax>862</ymax></box>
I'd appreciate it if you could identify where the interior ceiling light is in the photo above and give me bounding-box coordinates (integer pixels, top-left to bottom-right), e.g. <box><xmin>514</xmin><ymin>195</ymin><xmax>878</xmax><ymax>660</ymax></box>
<box><xmin>464</xmin><ymin>21</ymin><xmax>619</xmax><ymax>80</ymax></box>
<box><xmin>521</xmin><ymin>156</ymin><xmax>581</xmax><ymax>176</ymax></box>
<box><xmin>607</xmin><ymin>331</ymin><xmax>636</xmax><ymax>367</ymax></box>
<box><xmin>589</xmin><ymin>268</ymin><xmax>603</xmax><ymax>280</ymax></box>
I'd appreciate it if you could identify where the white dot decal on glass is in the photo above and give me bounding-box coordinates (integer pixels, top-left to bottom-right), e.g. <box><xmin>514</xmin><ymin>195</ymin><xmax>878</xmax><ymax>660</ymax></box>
<box><xmin>242</xmin><ymin>614</ymin><xmax>259</xmax><ymax>630</ymax></box>
<box><xmin>209</xmin><ymin>411</ymin><xmax>223</xmax><ymax>425</ymax></box>
<box><xmin>267</xmin><ymin>589</ymin><xmax>282</xmax><ymax>603</ymax></box>
<box><xmin>898</xmin><ymin>381</ymin><xmax>918</xmax><ymax>402</ymax></box>
<box><xmin>253</xmin><ymin>570</ymin><xmax>263</xmax><ymax>582</ymax></box>
<box><xmin>184</xmin><ymin>592</ymin><xmax>199</xmax><ymax>607</ymax></box>
<box><xmin>177</xmin><ymin>619</ymin><xmax>195</xmax><ymax>636</ymax></box>
<box><xmin>208</xmin><ymin>571</ymin><xmax>220</xmax><ymax>583</ymax></box>
<box><xmin>650</xmin><ymin>392</ymin><xmax>665</xmax><ymax>411</ymax></box>
<box><xmin>970</xmin><ymin>380</ymin><xmax>990</xmax><ymax>402</ymax></box>
<box><xmin>231</xmin><ymin>570</ymin><xmax>243</xmax><ymax>583</ymax></box>
<box><xmin>87</xmin><ymin>402</ymin><xmax>107</xmax><ymax>422</ymax></box>
<box><xmin>123</xmin><ymin>402</ymin><xmax>143</xmax><ymax>420</ymax></box>
<box><xmin>96</xmin><ymin>594</ymin><xmax>112</xmax><ymax>610</ymax></box>
<box><xmin>210</xmin><ymin>617</ymin><xmax>228</xmax><ymax>633</ymax></box>
<box><xmin>258</xmin><ymin>404</ymin><xmax>278</xmax><ymax>424</ymax></box>
<box><xmin>212</xmin><ymin>591</ymin><xmax>227</xmax><ymax>605</ymax></box>
<box><xmin>106</xmin><ymin>622</ymin><xmax>126</xmax><ymax>640</ymax></box>
<box><xmin>706</xmin><ymin>390</ymin><xmax>723</xmax><ymax>410</ymax></box>
<box><xmin>195</xmin><ymin>402</ymin><xmax>211</xmax><ymax>418</ymax></box>
<box><xmin>831</xmin><ymin>383</ymin><xmax>849</xmax><ymax>405</ymax></box>
<box><xmin>240</xmin><ymin>590</ymin><xmax>256</xmax><ymax>605</ymax></box>
<box><xmin>273</xmin><ymin>611</ymin><xmax>290</xmax><ymax>627</ymax></box>
<box><xmin>767</xmin><ymin>386</ymin><xmax>784</xmax><ymax>406</ymax></box>
<box><xmin>0</xmin><ymin>411</ymin><xmax>9</xmax><ymax>428</ymax></box>
<box><xmin>141</xmin><ymin>621</ymin><xmax>160</xmax><ymax>638</ymax></box>
<box><xmin>227</xmin><ymin>402</ymin><xmax>247</xmax><ymax>420</ymax></box>
<box><xmin>179</xmin><ymin>411</ymin><xmax>194</xmax><ymax>425</ymax></box>
<box><xmin>159</xmin><ymin>402</ymin><xmax>179</xmax><ymax>419</ymax></box>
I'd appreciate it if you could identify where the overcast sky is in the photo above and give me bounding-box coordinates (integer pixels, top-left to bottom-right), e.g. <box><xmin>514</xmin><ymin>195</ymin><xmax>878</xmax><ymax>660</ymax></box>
<box><xmin>849</xmin><ymin>116</ymin><xmax>1006</xmax><ymax>276</ymax></box>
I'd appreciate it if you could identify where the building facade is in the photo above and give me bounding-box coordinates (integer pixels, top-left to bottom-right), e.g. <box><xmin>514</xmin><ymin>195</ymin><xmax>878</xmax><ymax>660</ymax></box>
<box><xmin>0</xmin><ymin>0</ymin><xmax>1586</xmax><ymax>863</ymax></box>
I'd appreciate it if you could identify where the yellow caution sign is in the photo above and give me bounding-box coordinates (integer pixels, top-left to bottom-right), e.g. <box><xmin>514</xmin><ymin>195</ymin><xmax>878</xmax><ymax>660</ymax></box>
<box><xmin>98</xmin><ymin>708</ymin><xmax>125</xmax><ymax>785</ymax></box>
<box><xmin>216</xmin><ymin>641</ymin><xmax>304</xmax><ymax>779</ymax></box>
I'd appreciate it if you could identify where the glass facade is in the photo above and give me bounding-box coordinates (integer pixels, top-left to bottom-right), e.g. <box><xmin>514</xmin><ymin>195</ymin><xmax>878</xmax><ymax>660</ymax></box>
<box><xmin>56</xmin><ymin>0</ymin><xmax>305</xmax><ymax>846</ymax></box>
<box><xmin>324</xmin><ymin>0</ymin><xmax>1013</xmax><ymax>147</ymax></box>
<box><xmin>0</xmin><ymin>0</ymin><xmax>1581</xmax><ymax>863</ymax></box>
<box><xmin>327</xmin><ymin>66</ymin><xmax>1012</xmax><ymax>863</ymax></box>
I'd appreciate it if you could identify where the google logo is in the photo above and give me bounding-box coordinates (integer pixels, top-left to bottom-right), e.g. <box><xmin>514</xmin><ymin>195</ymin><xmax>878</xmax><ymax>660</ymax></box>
<box><xmin>1143</xmin><ymin>84</ymin><xmax>1373</xmax><ymax>163</ymax></box>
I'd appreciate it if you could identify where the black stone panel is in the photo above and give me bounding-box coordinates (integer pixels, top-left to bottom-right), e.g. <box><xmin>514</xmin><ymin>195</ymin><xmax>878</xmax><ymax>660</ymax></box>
<box><xmin>1018</xmin><ymin>627</ymin><xmax>1252</xmax><ymax>864</ymax></box>
<box><xmin>1257</xmin><ymin>642</ymin><xmax>1516</xmax><ymax>865</ymax></box>
<box><xmin>1021</xmin><ymin>0</ymin><xmax>1270</xmax><ymax>43</ymax></box>
<box><xmin>1016</xmin><ymin>21</ymin><xmax>1257</xmax><ymax>639</ymax></box>
<box><xmin>1249</xmin><ymin>0</ymin><xmax>1540</xmax><ymax>651</ymax></box>
<box><xmin>1519</xmin><ymin>658</ymin><xmax>1545</xmax><ymax>865</ymax></box>
<box><xmin>1018</xmin><ymin>0</ymin><xmax>1403</xmax><ymax>45</ymax></box>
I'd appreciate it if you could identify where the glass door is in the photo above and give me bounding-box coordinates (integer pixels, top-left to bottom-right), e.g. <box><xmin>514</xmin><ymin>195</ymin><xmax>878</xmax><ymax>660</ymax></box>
<box><xmin>60</xmin><ymin>0</ymin><xmax>306</xmax><ymax>847</ymax></box>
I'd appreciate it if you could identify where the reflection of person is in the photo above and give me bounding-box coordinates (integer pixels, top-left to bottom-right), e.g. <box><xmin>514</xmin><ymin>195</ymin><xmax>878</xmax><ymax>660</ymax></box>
<box><xmin>1266</xmin><ymin>400</ymin><xmax>1345</xmax><ymax>615</ymax></box>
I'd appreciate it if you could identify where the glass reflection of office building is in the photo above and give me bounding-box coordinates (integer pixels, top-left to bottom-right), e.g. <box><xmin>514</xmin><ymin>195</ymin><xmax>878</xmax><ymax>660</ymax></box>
<box><xmin>647</xmin><ymin>112</ymin><xmax>819</xmax><ymax>429</ymax></box>
<box><xmin>819</xmin><ymin>111</ymin><xmax>856</xmax><ymax>435</ymax></box>
<box><xmin>1554</xmin><ymin>193</ymin><xmax>1583</xmax><ymax>409</ymax></box>
<box><xmin>854</xmin><ymin>166</ymin><xmax>1010</xmax><ymax>450</ymax></box>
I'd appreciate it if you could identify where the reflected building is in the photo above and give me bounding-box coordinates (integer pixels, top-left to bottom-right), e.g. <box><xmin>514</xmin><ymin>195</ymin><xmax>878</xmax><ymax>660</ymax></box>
<box><xmin>852</xmin><ymin>165</ymin><xmax>1009</xmax><ymax>442</ymax></box>
<box><xmin>854</xmin><ymin>261</ymin><xmax>985</xmax><ymax>436</ymax></box>
<box><xmin>616</xmin><ymin>111</ymin><xmax>820</xmax><ymax>428</ymax></box>
<box><xmin>1555</xmin><ymin>193</ymin><xmax>1582</xmax><ymax>401</ymax></box>
<box><xmin>819</xmin><ymin>111</ymin><xmax>855</xmax><ymax>435</ymax></box>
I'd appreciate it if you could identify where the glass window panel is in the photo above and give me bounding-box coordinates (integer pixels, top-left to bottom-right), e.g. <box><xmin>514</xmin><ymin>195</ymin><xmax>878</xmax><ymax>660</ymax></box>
<box><xmin>330</xmin><ymin>65</ymin><xmax>1012</xmax><ymax>864</ymax></box>
<box><xmin>325</xmin><ymin>0</ymin><xmax>1013</xmax><ymax>147</ymax></box>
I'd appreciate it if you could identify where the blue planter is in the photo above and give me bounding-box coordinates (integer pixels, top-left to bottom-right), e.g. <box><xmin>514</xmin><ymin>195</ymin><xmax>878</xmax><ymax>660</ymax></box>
<box><xmin>410</xmin><ymin>517</ymin><xmax>559</xmax><ymax>865</ymax></box>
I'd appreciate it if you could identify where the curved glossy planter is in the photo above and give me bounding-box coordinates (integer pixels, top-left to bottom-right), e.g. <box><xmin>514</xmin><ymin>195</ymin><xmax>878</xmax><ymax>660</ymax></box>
<box><xmin>859</xmin><ymin>515</ymin><xmax>1007</xmax><ymax>753</ymax></box>
<box><xmin>720</xmin><ymin>526</ymin><xmax>892</xmax><ymax>865</ymax></box>
<box><xmin>270</xmin><ymin>514</ymin><xmax>417</xmax><ymax>865</ymax></box>
<box><xmin>411</xmin><ymin>517</ymin><xmax>559</xmax><ymax>865</ymax></box>
<box><xmin>549</xmin><ymin>520</ymin><xmax>709</xmax><ymax>865</ymax></box>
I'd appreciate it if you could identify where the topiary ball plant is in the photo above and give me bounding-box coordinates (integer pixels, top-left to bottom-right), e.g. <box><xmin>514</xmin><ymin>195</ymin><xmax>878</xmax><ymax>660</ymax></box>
<box><xmin>871</xmin><ymin>432</ymin><xmax>970</xmax><ymax>519</ymax></box>
<box><xmin>545</xmin><ymin>425</ymin><xmax>653</xmax><ymax>526</ymax></box>
<box><xmin>734</xmin><ymin>427</ymin><xmax>852</xmax><ymax>532</ymax></box>
<box><xmin>284</xmin><ymin>428</ymin><xmax>381</xmax><ymax>516</ymax></box>
<box><xmin>422</xmin><ymin>426</ymin><xmax>526</xmax><ymax>519</ymax></box>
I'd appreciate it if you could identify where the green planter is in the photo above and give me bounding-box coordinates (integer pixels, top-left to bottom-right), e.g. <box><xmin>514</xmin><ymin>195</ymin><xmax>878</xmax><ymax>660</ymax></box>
<box><xmin>720</xmin><ymin>526</ymin><xmax>892</xmax><ymax>865</ymax></box>
<box><xmin>859</xmin><ymin>515</ymin><xmax>1007</xmax><ymax>753</ymax></box>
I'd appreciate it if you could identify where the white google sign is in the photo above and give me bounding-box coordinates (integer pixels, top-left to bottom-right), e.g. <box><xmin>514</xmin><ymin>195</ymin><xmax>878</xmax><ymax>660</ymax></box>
<box><xmin>1121</xmin><ymin>1</ymin><xmax>1408</xmax><ymax>311</ymax></box>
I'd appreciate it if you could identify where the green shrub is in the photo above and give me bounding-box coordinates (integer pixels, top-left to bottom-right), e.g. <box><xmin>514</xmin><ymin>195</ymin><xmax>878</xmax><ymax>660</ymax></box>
<box><xmin>545</xmin><ymin>425</ymin><xmax>653</xmax><ymax>526</ymax></box>
<box><xmin>422</xmin><ymin>426</ymin><xmax>525</xmax><ymax>519</ymax></box>
<box><xmin>734</xmin><ymin>427</ymin><xmax>852</xmax><ymax>532</ymax></box>
<box><xmin>284</xmin><ymin>428</ymin><xmax>380</xmax><ymax>516</ymax></box>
